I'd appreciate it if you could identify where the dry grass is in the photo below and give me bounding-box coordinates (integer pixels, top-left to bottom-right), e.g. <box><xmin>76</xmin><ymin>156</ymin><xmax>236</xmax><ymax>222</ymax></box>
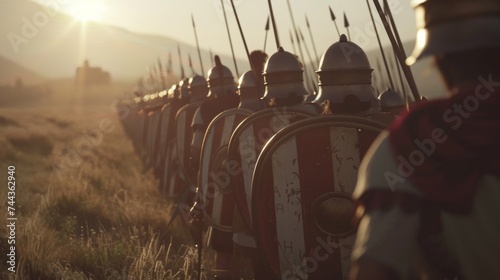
<box><xmin>0</xmin><ymin>103</ymin><xmax>204</xmax><ymax>279</ymax></box>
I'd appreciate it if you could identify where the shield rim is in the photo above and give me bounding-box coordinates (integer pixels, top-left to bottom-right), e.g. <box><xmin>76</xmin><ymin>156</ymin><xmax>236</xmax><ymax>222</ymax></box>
<box><xmin>198</xmin><ymin>108</ymin><xmax>254</xmax><ymax>232</ymax></box>
<box><xmin>251</xmin><ymin>115</ymin><xmax>386</xmax><ymax>278</ymax></box>
<box><xmin>227</xmin><ymin>107</ymin><xmax>316</xmax><ymax>232</ymax></box>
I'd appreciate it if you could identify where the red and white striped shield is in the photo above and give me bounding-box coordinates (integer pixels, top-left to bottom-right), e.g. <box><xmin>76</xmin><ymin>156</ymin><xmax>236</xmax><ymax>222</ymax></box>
<box><xmin>252</xmin><ymin>116</ymin><xmax>386</xmax><ymax>279</ymax></box>
<box><xmin>198</xmin><ymin>108</ymin><xmax>253</xmax><ymax>232</ymax></box>
<box><xmin>227</xmin><ymin>107</ymin><xmax>316</xmax><ymax>231</ymax></box>
<box><xmin>175</xmin><ymin>101</ymin><xmax>204</xmax><ymax>186</ymax></box>
<box><xmin>155</xmin><ymin>104</ymin><xmax>173</xmax><ymax>170</ymax></box>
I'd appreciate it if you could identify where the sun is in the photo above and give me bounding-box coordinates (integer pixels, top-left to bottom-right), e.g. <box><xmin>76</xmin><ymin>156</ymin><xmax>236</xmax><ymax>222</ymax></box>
<box><xmin>67</xmin><ymin>0</ymin><xmax>107</xmax><ymax>22</ymax></box>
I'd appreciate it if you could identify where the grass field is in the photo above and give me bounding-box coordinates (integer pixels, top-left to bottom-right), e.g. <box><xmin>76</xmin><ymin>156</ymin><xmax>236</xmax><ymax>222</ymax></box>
<box><xmin>0</xmin><ymin>82</ymin><xmax>207</xmax><ymax>279</ymax></box>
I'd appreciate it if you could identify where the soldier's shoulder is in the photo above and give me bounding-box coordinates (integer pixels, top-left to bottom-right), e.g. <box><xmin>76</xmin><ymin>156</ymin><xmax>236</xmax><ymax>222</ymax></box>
<box><xmin>353</xmin><ymin>131</ymin><xmax>423</xmax><ymax>199</ymax></box>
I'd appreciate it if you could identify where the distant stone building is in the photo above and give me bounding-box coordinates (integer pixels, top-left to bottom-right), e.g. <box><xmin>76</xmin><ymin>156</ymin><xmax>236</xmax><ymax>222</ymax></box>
<box><xmin>75</xmin><ymin>60</ymin><xmax>111</xmax><ymax>86</ymax></box>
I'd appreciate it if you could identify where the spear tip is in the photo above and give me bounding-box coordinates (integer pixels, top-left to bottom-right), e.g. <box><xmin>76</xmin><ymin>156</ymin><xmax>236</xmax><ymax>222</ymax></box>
<box><xmin>343</xmin><ymin>12</ymin><xmax>349</xmax><ymax>27</ymax></box>
<box><xmin>305</xmin><ymin>15</ymin><xmax>310</xmax><ymax>28</ymax></box>
<box><xmin>329</xmin><ymin>6</ymin><xmax>336</xmax><ymax>21</ymax></box>
<box><xmin>265</xmin><ymin>15</ymin><xmax>270</xmax><ymax>30</ymax></box>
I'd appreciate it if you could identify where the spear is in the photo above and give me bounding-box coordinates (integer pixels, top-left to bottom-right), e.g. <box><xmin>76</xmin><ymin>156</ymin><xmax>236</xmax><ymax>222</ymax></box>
<box><xmin>344</xmin><ymin>12</ymin><xmax>351</xmax><ymax>41</ymax></box>
<box><xmin>289</xmin><ymin>29</ymin><xmax>297</xmax><ymax>55</ymax></box>
<box><xmin>177</xmin><ymin>44</ymin><xmax>185</xmax><ymax>79</ymax></box>
<box><xmin>285</xmin><ymin>0</ymin><xmax>312</xmax><ymax>92</ymax></box>
<box><xmin>384</xmin><ymin>0</ymin><xmax>413</xmax><ymax>104</ymax></box>
<box><xmin>267</xmin><ymin>0</ymin><xmax>281</xmax><ymax>49</ymax></box>
<box><xmin>209</xmin><ymin>48</ymin><xmax>214</xmax><ymax>67</ymax></box>
<box><xmin>157</xmin><ymin>57</ymin><xmax>166</xmax><ymax>90</ymax></box>
<box><xmin>373</xmin><ymin>0</ymin><xmax>420</xmax><ymax>101</ymax></box>
<box><xmin>263</xmin><ymin>16</ymin><xmax>270</xmax><ymax>52</ymax></box>
<box><xmin>298</xmin><ymin>27</ymin><xmax>318</xmax><ymax>93</ymax></box>
<box><xmin>188</xmin><ymin>53</ymin><xmax>195</xmax><ymax>76</ymax></box>
<box><xmin>229</xmin><ymin>0</ymin><xmax>250</xmax><ymax>60</ymax></box>
<box><xmin>365</xmin><ymin>0</ymin><xmax>394</xmax><ymax>89</ymax></box>
<box><xmin>329</xmin><ymin>6</ymin><xmax>341</xmax><ymax>38</ymax></box>
<box><xmin>166</xmin><ymin>52</ymin><xmax>172</xmax><ymax>74</ymax></box>
<box><xmin>298</xmin><ymin>27</ymin><xmax>318</xmax><ymax>71</ymax></box>
<box><xmin>191</xmin><ymin>14</ymin><xmax>205</xmax><ymax>76</ymax></box>
<box><xmin>305</xmin><ymin>15</ymin><xmax>320</xmax><ymax>66</ymax></box>
<box><xmin>220</xmin><ymin>0</ymin><xmax>239</xmax><ymax>77</ymax></box>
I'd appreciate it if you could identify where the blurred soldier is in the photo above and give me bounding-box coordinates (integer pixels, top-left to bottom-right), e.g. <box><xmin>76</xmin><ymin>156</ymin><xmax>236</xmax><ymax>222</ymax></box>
<box><xmin>315</xmin><ymin>34</ymin><xmax>380</xmax><ymax>117</ymax></box>
<box><xmin>261</xmin><ymin>47</ymin><xmax>322</xmax><ymax>115</ymax></box>
<box><xmin>350</xmin><ymin>0</ymin><xmax>500</xmax><ymax>279</ymax></box>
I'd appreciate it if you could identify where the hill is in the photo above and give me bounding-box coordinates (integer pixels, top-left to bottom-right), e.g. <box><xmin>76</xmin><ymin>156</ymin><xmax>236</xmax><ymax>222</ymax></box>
<box><xmin>0</xmin><ymin>55</ymin><xmax>46</xmax><ymax>85</ymax></box>
<box><xmin>0</xmin><ymin>0</ymin><xmax>247</xmax><ymax>81</ymax></box>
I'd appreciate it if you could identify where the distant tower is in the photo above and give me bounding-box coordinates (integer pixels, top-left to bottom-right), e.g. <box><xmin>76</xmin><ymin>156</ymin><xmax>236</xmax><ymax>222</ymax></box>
<box><xmin>75</xmin><ymin>59</ymin><xmax>110</xmax><ymax>86</ymax></box>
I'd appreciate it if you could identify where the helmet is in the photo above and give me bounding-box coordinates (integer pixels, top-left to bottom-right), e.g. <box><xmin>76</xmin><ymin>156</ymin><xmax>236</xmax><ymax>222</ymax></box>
<box><xmin>168</xmin><ymin>84</ymin><xmax>179</xmax><ymax>99</ymax></box>
<box><xmin>379</xmin><ymin>88</ymin><xmax>405</xmax><ymax>111</ymax></box>
<box><xmin>206</xmin><ymin>56</ymin><xmax>236</xmax><ymax>98</ymax></box>
<box><xmin>188</xmin><ymin>75</ymin><xmax>208</xmax><ymax>101</ymax></box>
<box><xmin>237</xmin><ymin>70</ymin><xmax>261</xmax><ymax>100</ymax></box>
<box><xmin>406</xmin><ymin>0</ymin><xmax>500</xmax><ymax>65</ymax></box>
<box><xmin>179</xmin><ymin>78</ymin><xmax>190</xmax><ymax>100</ymax></box>
<box><xmin>262</xmin><ymin>47</ymin><xmax>309</xmax><ymax>99</ymax></box>
<box><xmin>315</xmin><ymin>34</ymin><xmax>378</xmax><ymax>114</ymax></box>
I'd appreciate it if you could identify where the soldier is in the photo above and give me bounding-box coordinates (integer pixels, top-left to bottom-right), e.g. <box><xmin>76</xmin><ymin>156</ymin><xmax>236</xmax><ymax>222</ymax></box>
<box><xmin>190</xmin><ymin>56</ymin><xmax>240</xmax><ymax>279</ymax></box>
<box><xmin>315</xmin><ymin>34</ymin><xmax>380</xmax><ymax>117</ymax></box>
<box><xmin>350</xmin><ymin>0</ymin><xmax>500</xmax><ymax>279</ymax></box>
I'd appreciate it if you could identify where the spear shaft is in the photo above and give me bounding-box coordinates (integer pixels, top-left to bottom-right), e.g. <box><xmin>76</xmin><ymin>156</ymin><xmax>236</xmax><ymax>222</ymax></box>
<box><xmin>263</xmin><ymin>16</ymin><xmax>270</xmax><ymax>52</ymax></box>
<box><xmin>372</xmin><ymin>0</ymin><xmax>420</xmax><ymax>101</ymax></box>
<box><xmin>366</xmin><ymin>0</ymin><xmax>394</xmax><ymax>89</ymax></box>
<box><xmin>384</xmin><ymin>0</ymin><xmax>415</xmax><ymax>104</ymax></box>
<box><xmin>305</xmin><ymin>15</ymin><xmax>320</xmax><ymax>66</ymax></box>
<box><xmin>220</xmin><ymin>0</ymin><xmax>239</xmax><ymax>77</ymax></box>
<box><xmin>157</xmin><ymin>57</ymin><xmax>166</xmax><ymax>90</ymax></box>
<box><xmin>289</xmin><ymin>29</ymin><xmax>297</xmax><ymax>55</ymax></box>
<box><xmin>267</xmin><ymin>0</ymin><xmax>281</xmax><ymax>49</ymax></box>
<box><xmin>230</xmin><ymin>0</ymin><xmax>250</xmax><ymax>60</ymax></box>
<box><xmin>177</xmin><ymin>44</ymin><xmax>185</xmax><ymax>79</ymax></box>
<box><xmin>344</xmin><ymin>12</ymin><xmax>351</xmax><ymax>41</ymax></box>
<box><xmin>286</xmin><ymin>0</ymin><xmax>311</xmax><ymax>92</ymax></box>
<box><xmin>329</xmin><ymin>6</ymin><xmax>341</xmax><ymax>38</ymax></box>
<box><xmin>191</xmin><ymin>14</ymin><xmax>205</xmax><ymax>76</ymax></box>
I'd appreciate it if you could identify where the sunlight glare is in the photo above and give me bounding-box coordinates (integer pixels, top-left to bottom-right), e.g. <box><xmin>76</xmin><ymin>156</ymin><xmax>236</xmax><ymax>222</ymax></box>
<box><xmin>67</xmin><ymin>0</ymin><xmax>107</xmax><ymax>22</ymax></box>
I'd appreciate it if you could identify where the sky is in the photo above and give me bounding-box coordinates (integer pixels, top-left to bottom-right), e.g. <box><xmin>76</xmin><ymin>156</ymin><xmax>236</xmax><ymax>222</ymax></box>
<box><xmin>34</xmin><ymin>0</ymin><xmax>418</xmax><ymax>63</ymax></box>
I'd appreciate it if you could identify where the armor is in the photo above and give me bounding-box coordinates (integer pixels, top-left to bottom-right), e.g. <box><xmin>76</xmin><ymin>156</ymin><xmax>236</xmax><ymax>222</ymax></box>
<box><xmin>315</xmin><ymin>34</ymin><xmax>378</xmax><ymax>115</ymax></box>
<box><xmin>406</xmin><ymin>0</ymin><xmax>500</xmax><ymax>65</ymax></box>
<box><xmin>262</xmin><ymin>47</ymin><xmax>309</xmax><ymax>100</ymax></box>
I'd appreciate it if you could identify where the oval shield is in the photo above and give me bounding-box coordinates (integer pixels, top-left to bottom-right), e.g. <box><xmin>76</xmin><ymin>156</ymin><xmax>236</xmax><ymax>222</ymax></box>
<box><xmin>198</xmin><ymin>108</ymin><xmax>254</xmax><ymax>232</ymax></box>
<box><xmin>252</xmin><ymin>116</ymin><xmax>386</xmax><ymax>279</ymax></box>
<box><xmin>227</xmin><ymin>107</ymin><xmax>316</xmax><ymax>232</ymax></box>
